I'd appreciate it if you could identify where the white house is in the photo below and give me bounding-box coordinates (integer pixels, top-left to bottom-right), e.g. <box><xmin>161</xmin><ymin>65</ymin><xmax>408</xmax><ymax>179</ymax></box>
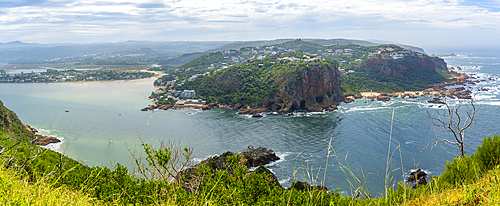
<box><xmin>392</xmin><ymin>54</ymin><xmax>405</xmax><ymax>59</ymax></box>
<box><xmin>181</xmin><ymin>90</ymin><xmax>196</xmax><ymax>99</ymax></box>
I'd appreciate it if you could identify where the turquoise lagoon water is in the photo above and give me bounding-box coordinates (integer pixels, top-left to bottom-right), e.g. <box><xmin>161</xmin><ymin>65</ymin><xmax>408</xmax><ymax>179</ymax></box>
<box><xmin>1</xmin><ymin>47</ymin><xmax>499</xmax><ymax>196</ymax></box>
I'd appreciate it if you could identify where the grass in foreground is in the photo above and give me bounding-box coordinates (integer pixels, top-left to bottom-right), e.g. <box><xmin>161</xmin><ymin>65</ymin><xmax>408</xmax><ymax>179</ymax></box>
<box><xmin>0</xmin><ymin>165</ymin><xmax>96</xmax><ymax>206</ymax></box>
<box><xmin>408</xmin><ymin>165</ymin><xmax>500</xmax><ymax>205</ymax></box>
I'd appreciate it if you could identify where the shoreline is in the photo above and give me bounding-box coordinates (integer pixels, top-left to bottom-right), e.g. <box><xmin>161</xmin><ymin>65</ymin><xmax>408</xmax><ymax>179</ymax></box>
<box><xmin>0</xmin><ymin>76</ymin><xmax>158</xmax><ymax>85</ymax></box>
<box><xmin>0</xmin><ymin>69</ymin><xmax>163</xmax><ymax>85</ymax></box>
<box><xmin>24</xmin><ymin>124</ymin><xmax>64</xmax><ymax>154</ymax></box>
<box><xmin>143</xmin><ymin>70</ymin><xmax>479</xmax><ymax>114</ymax></box>
<box><xmin>346</xmin><ymin>71</ymin><xmax>474</xmax><ymax>102</ymax></box>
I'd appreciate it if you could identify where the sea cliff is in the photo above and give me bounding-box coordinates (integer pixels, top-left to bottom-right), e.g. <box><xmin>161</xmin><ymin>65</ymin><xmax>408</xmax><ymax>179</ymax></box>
<box><xmin>172</xmin><ymin>59</ymin><xmax>343</xmax><ymax>114</ymax></box>
<box><xmin>360</xmin><ymin>55</ymin><xmax>447</xmax><ymax>78</ymax></box>
<box><xmin>274</xmin><ymin>63</ymin><xmax>343</xmax><ymax>113</ymax></box>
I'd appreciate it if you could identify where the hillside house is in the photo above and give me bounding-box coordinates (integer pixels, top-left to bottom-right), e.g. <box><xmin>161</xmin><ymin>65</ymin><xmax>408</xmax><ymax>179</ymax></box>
<box><xmin>392</xmin><ymin>53</ymin><xmax>404</xmax><ymax>59</ymax></box>
<box><xmin>181</xmin><ymin>90</ymin><xmax>196</xmax><ymax>99</ymax></box>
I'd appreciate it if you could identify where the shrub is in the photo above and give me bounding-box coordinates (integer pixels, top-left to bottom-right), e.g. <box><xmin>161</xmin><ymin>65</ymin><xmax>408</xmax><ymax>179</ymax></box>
<box><xmin>473</xmin><ymin>134</ymin><xmax>500</xmax><ymax>172</ymax></box>
<box><xmin>438</xmin><ymin>155</ymin><xmax>482</xmax><ymax>186</ymax></box>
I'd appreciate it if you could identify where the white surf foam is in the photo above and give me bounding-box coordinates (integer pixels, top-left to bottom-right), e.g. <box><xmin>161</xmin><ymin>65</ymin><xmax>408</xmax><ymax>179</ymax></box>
<box><xmin>478</xmin><ymin>101</ymin><xmax>500</xmax><ymax>106</ymax></box>
<box><xmin>36</xmin><ymin>128</ymin><xmax>64</xmax><ymax>153</ymax></box>
<box><xmin>342</xmin><ymin>106</ymin><xmax>385</xmax><ymax>113</ymax></box>
<box><xmin>267</xmin><ymin>152</ymin><xmax>290</xmax><ymax>167</ymax></box>
<box><xmin>278</xmin><ymin>177</ymin><xmax>291</xmax><ymax>186</ymax></box>
<box><xmin>41</xmin><ymin>142</ymin><xmax>63</xmax><ymax>153</ymax></box>
<box><xmin>450</xmin><ymin>65</ymin><xmax>482</xmax><ymax>71</ymax></box>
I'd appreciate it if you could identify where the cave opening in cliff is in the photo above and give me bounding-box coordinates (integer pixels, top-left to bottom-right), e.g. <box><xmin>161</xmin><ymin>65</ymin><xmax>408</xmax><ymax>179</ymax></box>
<box><xmin>300</xmin><ymin>100</ymin><xmax>306</xmax><ymax>110</ymax></box>
<box><xmin>315</xmin><ymin>96</ymin><xmax>324</xmax><ymax>103</ymax></box>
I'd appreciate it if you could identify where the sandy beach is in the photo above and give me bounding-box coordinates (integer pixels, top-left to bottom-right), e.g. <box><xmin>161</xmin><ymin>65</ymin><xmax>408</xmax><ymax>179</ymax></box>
<box><xmin>360</xmin><ymin>91</ymin><xmax>433</xmax><ymax>98</ymax></box>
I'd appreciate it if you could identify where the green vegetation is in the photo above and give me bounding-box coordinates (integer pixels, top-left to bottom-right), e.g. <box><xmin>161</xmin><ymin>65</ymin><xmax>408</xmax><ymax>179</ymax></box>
<box><xmin>147</xmin><ymin>65</ymin><xmax>179</xmax><ymax>73</ymax></box>
<box><xmin>408</xmin><ymin>165</ymin><xmax>500</xmax><ymax>205</ymax></box>
<box><xmin>2</xmin><ymin>99</ymin><xmax>500</xmax><ymax>205</ymax></box>
<box><xmin>0</xmin><ymin>163</ymin><xmax>95</xmax><ymax>205</ymax></box>
<box><xmin>336</xmin><ymin>46</ymin><xmax>451</xmax><ymax>94</ymax></box>
<box><xmin>155</xmin><ymin>40</ymin><xmax>450</xmax><ymax>102</ymax></box>
<box><xmin>340</xmin><ymin>57</ymin><xmax>449</xmax><ymax>93</ymax></box>
<box><xmin>0</xmin><ymin>41</ymin><xmax>229</xmax><ymax>65</ymax></box>
<box><xmin>176</xmin><ymin>58</ymin><xmax>337</xmax><ymax>107</ymax></box>
<box><xmin>1</xmin><ymin>100</ymin><xmax>347</xmax><ymax>205</ymax></box>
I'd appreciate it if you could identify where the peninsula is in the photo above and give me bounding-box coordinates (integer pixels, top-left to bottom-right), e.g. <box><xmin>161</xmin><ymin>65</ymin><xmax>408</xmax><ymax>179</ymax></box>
<box><xmin>143</xmin><ymin>40</ymin><xmax>471</xmax><ymax>114</ymax></box>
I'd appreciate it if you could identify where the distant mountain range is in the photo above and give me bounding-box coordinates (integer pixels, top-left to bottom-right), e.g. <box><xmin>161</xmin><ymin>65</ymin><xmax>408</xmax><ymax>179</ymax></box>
<box><xmin>0</xmin><ymin>39</ymin><xmax>426</xmax><ymax>65</ymax></box>
<box><xmin>0</xmin><ymin>41</ymin><xmax>43</xmax><ymax>48</ymax></box>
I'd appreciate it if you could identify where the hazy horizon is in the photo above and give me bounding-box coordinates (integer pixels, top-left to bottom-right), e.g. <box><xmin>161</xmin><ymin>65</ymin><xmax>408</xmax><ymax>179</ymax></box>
<box><xmin>1</xmin><ymin>0</ymin><xmax>500</xmax><ymax>47</ymax></box>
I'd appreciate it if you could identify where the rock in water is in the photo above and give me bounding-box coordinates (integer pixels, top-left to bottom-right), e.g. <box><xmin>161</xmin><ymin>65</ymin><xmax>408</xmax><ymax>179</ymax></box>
<box><xmin>376</xmin><ymin>96</ymin><xmax>391</xmax><ymax>102</ymax></box>
<box><xmin>240</xmin><ymin>146</ymin><xmax>280</xmax><ymax>167</ymax></box>
<box><xmin>407</xmin><ymin>169</ymin><xmax>427</xmax><ymax>182</ymax></box>
<box><xmin>418</xmin><ymin>176</ymin><xmax>428</xmax><ymax>186</ymax></box>
<box><xmin>32</xmin><ymin>136</ymin><xmax>61</xmax><ymax>146</ymax></box>
<box><xmin>427</xmin><ymin>97</ymin><xmax>445</xmax><ymax>104</ymax></box>
<box><xmin>252</xmin><ymin>113</ymin><xmax>263</xmax><ymax>118</ymax></box>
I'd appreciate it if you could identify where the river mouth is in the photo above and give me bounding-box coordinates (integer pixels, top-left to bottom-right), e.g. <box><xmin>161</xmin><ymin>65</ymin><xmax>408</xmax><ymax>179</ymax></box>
<box><xmin>1</xmin><ymin>49</ymin><xmax>499</xmax><ymax>196</ymax></box>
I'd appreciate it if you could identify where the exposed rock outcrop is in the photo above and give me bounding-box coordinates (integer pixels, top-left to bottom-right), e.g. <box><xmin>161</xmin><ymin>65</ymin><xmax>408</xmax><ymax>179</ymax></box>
<box><xmin>274</xmin><ymin>63</ymin><xmax>343</xmax><ymax>113</ymax></box>
<box><xmin>240</xmin><ymin>146</ymin><xmax>280</xmax><ymax>168</ymax></box>
<box><xmin>414</xmin><ymin>176</ymin><xmax>428</xmax><ymax>188</ymax></box>
<box><xmin>252</xmin><ymin>113</ymin><xmax>263</xmax><ymax>118</ymax></box>
<box><xmin>238</xmin><ymin>107</ymin><xmax>269</xmax><ymax>115</ymax></box>
<box><xmin>407</xmin><ymin>169</ymin><xmax>427</xmax><ymax>182</ymax></box>
<box><xmin>176</xmin><ymin>147</ymin><xmax>281</xmax><ymax>192</ymax></box>
<box><xmin>32</xmin><ymin>136</ymin><xmax>61</xmax><ymax>146</ymax></box>
<box><xmin>1</xmin><ymin>100</ymin><xmax>25</xmax><ymax>134</ymax></box>
<box><xmin>141</xmin><ymin>103</ymin><xmax>211</xmax><ymax>111</ymax></box>
<box><xmin>24</xmin><ymin>124</ymin><xmax>38</xmax><ymax>133</ymax></box>
<box><xmin>361</xmin><ymin>56</ymin><xmax>447</xmax><ymax>78</ymax></box>
<box><xmin>376</xmin><ymin>96</ymin><xmax>391</xmax><ymax>102</ymax></box>
<box><xmin>343</xmin><ymin>96</ymin><xmax>355</xmax><ymax>103</ymax></box>
<box><xmin>427</xmin><ymin>97</ymin><xmax>445</xmax><ymax>104</ymax></box>
<box><xmin>290</xmin><ymin>181</ymin><xmax>327</xmax><ymax>192</ymax></box>
<box><xmin>1</xmin><ymin>101</ymin><xmax>62</xmax><ymax>148</ymax></box>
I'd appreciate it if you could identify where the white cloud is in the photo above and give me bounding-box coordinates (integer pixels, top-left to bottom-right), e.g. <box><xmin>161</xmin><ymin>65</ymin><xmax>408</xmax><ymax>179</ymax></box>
<box><xmin>0</xmin><ymin>0</ymin><xmax>499</xmax><ymax>45</ymax></box>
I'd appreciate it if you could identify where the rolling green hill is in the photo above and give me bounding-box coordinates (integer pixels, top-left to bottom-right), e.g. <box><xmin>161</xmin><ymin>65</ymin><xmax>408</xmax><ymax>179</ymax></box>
<box><xmin>176</xmin><ymin>58</ymin><xmax>343</xmax><ymax>112</ymax></box>
<box><xmin>160</xmin><ymin>40</ymin><xmax>451</xmax><ymax>103</ymax></box>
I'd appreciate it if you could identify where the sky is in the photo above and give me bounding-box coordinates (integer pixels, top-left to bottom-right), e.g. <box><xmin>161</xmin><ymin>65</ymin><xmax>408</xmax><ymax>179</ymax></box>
<box><xmin>1</xmin><ymin>0</ymin><xmax>500</xmax><ymax>47</ymax></box>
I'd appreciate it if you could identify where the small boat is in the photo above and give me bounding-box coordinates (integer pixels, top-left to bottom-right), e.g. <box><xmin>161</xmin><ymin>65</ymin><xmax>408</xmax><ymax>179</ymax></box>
<box><xmin>65</xmin><ymin>110</ymin><xmax>69</xmax><ymax>112</ymax></box>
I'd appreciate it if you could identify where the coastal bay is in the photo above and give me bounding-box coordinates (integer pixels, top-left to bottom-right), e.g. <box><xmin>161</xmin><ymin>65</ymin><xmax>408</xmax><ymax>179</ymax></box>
<box><xmin>1</xmin><ymin>47</ymin><xmax>499</xmax><ymax>196</ymax></box>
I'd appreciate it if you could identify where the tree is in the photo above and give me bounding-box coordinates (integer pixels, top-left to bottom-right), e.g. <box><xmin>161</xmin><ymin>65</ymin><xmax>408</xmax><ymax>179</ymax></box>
<box><xmin>423</xmin><ymin>98</ymin><xmax>478</xmax><ymax>157</ymax></box>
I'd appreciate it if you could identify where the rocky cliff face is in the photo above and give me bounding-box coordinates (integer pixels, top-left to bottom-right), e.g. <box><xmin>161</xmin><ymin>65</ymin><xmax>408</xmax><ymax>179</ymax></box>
<box><xmin>179</xmin><ymin>60</ymin><xmax>344</xmax><ymax>113</ymax></box>
<box><xmin>1</xmin><ymin>100</ymin><xmax>41</xmax><ymax>144</ymax></box>
<box><xmin>361</xmin><ymin>56</ymin><xmax>447</xmax><ymax>78</ymax></box>
<box><xmin>273</xmin><ymin>63</ymin><xmax>343</xmax><ymax>113</ymax></box>
<box><xmin>0</xmin><ymin>100</ymin><xmax>25</xmax><ymax>134</ymax></box>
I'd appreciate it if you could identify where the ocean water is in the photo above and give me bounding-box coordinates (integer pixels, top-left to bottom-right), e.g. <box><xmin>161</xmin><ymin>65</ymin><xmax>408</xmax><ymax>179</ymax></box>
<box><xmin>0</xmin><ymin>46</ymin><xmax>499</xmax><ymax>196</ymax></box>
